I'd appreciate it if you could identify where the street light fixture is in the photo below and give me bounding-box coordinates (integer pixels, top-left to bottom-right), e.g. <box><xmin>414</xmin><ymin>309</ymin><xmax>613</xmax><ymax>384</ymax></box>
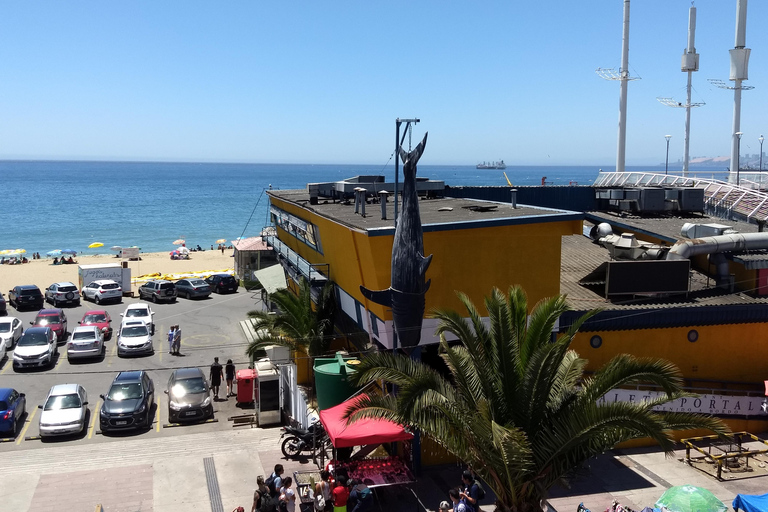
<box><xmin>736</xmin><ymin>132</ymin><xmax>743</xmax><ymax>186</ymax></box>
<box><xmin>665</xmin><ymin>135</ymin><xmax>672</xmax><ymax>175</ymax></box>
<box><xmin>760</xmin><ymin>134</ymin><xmax>764</xmax><ymax>171</ymax></box>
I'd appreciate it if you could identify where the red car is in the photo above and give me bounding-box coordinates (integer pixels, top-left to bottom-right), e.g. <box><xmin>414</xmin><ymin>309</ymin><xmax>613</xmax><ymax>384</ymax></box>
<box><xmin>30</xmin><ymin>309</ymin><xmax>68</xmax><ymax>343</ymax></box>
<box><xmin>79</xmin><ymin>310</ymin><xmax>113</xmax><ymax>340</ymax></box>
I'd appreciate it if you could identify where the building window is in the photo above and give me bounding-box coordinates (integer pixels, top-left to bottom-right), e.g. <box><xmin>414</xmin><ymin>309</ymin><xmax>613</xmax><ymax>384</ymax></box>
<box><xmin>270</xmin><ymin>205</ymin><xmax>322</xmax><ymax>252</ymax></box>
<box><xmin>590</xmin><ymin>335</ymin><xmax>602</xmax><ymax>348</ymax></box>
<box><xmin>687</xmin><ymin>329</ymin><xmax>698</xmax><ymax>342</ymax></box>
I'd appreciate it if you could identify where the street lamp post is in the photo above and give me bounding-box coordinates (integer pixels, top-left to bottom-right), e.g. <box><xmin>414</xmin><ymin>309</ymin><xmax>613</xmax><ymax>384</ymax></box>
<box><xmin>665</xmin><ymin>135</ymin><xmax>672</xmax><ymax>175</ymax></box>
<box><xmin>736</xmin><ymin>132</ymin><xmax>743</xmax><ymax>186</ymax></box>
<box><xmin>760</xmin><ymin>134</ymin><xmax>764</xmax><ymax>171</ymax></box>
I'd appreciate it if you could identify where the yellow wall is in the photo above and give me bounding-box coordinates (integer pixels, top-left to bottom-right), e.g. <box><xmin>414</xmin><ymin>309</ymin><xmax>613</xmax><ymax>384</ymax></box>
<box><xmin>271</xmin><ymin>196</ymin><xmax>581</xmax><ymax>320</ymax></box>
<box><xmin>572</xmin><ymin>323</ymin><xmax>768</xmax><ymax>383</ymax></box>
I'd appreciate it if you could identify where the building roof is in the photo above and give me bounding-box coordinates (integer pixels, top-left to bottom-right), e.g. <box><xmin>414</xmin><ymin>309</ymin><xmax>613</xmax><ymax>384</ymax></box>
<box><xmin>232</xmin><ymin>237</ymin><xmax>269</xmax><ymax>252</ymax></box>
<box><xmin>268</xmin><ymin>189</ymin><xmax>582</xmax><ymax>234</ymax></box>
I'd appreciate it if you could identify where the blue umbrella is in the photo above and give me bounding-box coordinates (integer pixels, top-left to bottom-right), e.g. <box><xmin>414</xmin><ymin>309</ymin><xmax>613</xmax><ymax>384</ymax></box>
<box><xmin>61</xmin><ymin>249</ymin><xmax>77</xmax><ymax>255</ymax></box>
<box><xmin>46</xmin><ymin>250</ymin><xmax>62</xmax><ymax>257</ymax></box>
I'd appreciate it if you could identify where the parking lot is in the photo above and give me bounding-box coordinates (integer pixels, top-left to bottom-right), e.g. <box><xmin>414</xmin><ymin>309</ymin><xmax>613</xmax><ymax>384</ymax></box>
<box><xmin>0</xmin><ymin>287</ymin><xmax>260</xmax><ymax>451</ymax></box>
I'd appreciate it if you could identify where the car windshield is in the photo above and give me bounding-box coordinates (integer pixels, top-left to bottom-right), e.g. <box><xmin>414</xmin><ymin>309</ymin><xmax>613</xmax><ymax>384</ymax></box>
<box><xmin>19</xmin><ymin>332</ymin><xmax>49</xmax><ymax>346</ymax></box>
<box><xmin>189</xmin><ymin>279</ymin><xmax>206</xmax><ymax>286</ymax></box>
<box><xmin>173</xmin><ymin>377</ymin><xmax>206</xmax><ymax>396</ymax></box>
<box><xmin>83</xmin><ymin>314</ymin><xmax>107</xmax><ymax>323</ymax></box>
<box><xmin>107</xmin><ymin>383</ymin><xmax>142</xmax><ymax>401</ymax></box>
<box><xmin>102</xmin><ymin>283</ymin><xmax>119</xmax><ymax>290</ymax></box>
<box><xmin>122</xmin><ymin>326</ymin><xmax>148</xmax><ymax>337</ymax></box>
<box><xmin>126</xmin><ymin>309</ymin><xmax>148</xmax><ymax>317</ymax></box>
<box><xmin>72</xmin><ymin>331</ymin><xmax>96</xmax><ymax>341</ymax></box>
<box><xmin>35</xmin><ymin>315</ymin><xmax>61</xmax><ymax>325</ymax></box>
<box><xmin>58</xmin><ymin>285</ymin><xmax>77</xmax><ymax>292</ymax></box>
<box><xmin>44</xmin><ymin>393</ymin><xmax>82</xmax><ymax>410</ymax></box>
<box><xmin>0</xmin><ymin>324</ymin><xmax>10</xmax><ymax>333</ymax></box>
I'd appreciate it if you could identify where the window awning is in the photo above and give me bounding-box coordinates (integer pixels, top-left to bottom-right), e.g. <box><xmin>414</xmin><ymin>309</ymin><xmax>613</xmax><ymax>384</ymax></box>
<box><xmin>253</xmin><ymin>264</ymin><xmax>287</xmax><ymax>295</ymax></box>
<box><xmin>319</xmin><ymin>395</ymin><xmax>413</xmax><ymax>448</ymax></box>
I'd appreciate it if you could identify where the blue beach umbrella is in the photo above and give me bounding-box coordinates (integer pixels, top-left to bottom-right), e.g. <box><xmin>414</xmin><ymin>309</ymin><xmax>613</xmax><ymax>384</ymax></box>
<box><xmin>61</xmin><ymin>249</ymin><xmax>77</xmax><ymax>255</ymax></box>
<box><xmin>47</xmin><ymin>250</ymin><xmax>62</xmax><ymax>257</ymax></box>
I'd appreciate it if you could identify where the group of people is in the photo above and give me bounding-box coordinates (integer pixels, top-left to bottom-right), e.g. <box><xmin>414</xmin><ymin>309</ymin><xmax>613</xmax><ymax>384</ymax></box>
<box><xmin>250</xmin><ymin>465</ymin><xmax>372</xmax><ymax>512</ymax></box>
<box><xmin>209</xmin><ymin>357</ymin><xmax>236</xmax><ymax>400</ymax></box>
<box><xmin>52</xmin><ymin>256</ymin><xmax>77</xmax><ymax>265</ymax></box>
<box><xmin>0</xmin><ymin>256</ymin><xmax>29</xmax><ymax>264</ymax></box>
<box><xmin>439</xmin><ymin>470</ymin><xmax>485</xmax><ymax>512</ymax></box>
<box><xmin>167</xmin><ymin>325</ymin><xmax>182</xmax><ymax>355</ymax></box>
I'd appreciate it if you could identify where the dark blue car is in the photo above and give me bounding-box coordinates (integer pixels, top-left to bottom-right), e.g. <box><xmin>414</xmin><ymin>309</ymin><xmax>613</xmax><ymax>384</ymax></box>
<box><xmin>0</xmin><ymin>388</ymin><xmax>26</xmax><ymax>436</ymax></box>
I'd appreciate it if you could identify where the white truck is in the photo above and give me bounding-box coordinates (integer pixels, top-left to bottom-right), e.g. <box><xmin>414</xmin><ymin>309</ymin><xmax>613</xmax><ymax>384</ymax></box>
<box><xmin>78</xmin><ymin>263</ymin><xmax>131</xmax><ymax>295</ymax></box>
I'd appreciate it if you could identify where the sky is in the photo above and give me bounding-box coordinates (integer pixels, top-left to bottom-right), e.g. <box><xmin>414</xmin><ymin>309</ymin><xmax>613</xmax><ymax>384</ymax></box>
<box><xmin>1</xmin><ymin>1</ymin><xmax>767</xmax><ymax>166</ymax></box>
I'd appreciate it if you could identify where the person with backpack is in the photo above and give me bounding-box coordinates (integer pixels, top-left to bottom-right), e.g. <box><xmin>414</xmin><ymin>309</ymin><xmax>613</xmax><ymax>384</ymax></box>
<box><xmin>459</xmin><ymin>470</ymin><xmax>486</xmax><ymax>512</ymax></box>
<box><xmin>252</xmin><ymin>475</ymin><xmax>274</xmax><ymax>512</ymax></box>
<box><xmin>349</xmin><ymin>480</ymin><xmax>372</xmax><ymax>512</ymax></box>
<box><xmin>265</xmin><ymin>464</ymin><xmax>284</xmax><ymax>498</ymax></box>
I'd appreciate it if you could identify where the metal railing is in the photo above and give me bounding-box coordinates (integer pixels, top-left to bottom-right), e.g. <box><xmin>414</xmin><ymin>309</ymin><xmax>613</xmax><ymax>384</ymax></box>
<box><xmin>594</xmin><ymin>171</ymin><xmax>768</xmax><ymax>223</ymax></box>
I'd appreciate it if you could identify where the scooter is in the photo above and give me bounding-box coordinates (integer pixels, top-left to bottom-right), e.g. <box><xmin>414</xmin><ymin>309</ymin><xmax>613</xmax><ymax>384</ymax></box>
<box><xmin>280</xmin><ymin>421</ymin><xmax>328</xmax><ymax>458</ymax></box>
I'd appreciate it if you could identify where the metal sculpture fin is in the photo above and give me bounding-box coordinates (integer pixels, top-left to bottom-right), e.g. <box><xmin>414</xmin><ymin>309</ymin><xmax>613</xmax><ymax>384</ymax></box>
<box><xmin>360</xmin><ymin>286</ymin><xmax>392</xmax><ymax>307</ymax></box>
<box><xmin>398</xmin><ymin>133</ymin><xmax>428</xmax><ymax>168</ymax></box>
<box><xmin>419</xmin><ymin>254</ymin><xmax>432</xmax><ymax>276</ymax></box>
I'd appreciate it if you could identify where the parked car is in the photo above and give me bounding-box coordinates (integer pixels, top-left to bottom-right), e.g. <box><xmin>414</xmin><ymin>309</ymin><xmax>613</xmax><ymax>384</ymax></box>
<box><xmin>175</xmin><ymin>278</ymin><xmax>212</xmax><ymax>299</ymax></box>
<box><xmin>165</xmin><ymin>367</ymin><xmax>214</xmax><ymax>423</ymax></box>
<box><xmin>204</xmin><ymin>274</ymin><xmax>238</xmax><ymax>294</ymax></box>
<box><xmin>12</xmin><ymin>327</ymin><xmax>57</xmax><ymax>370</ymax></box>
<box><xmin>0</xmin><ymin>292</ymin><xmax>6</xmax><ymax>315</ymax></box>
<box><xmin>30</xmin><ymin>309</ymin><xmax>68</xmax><ymax>343</ymax></box>
<box><xmin>82</xmin><ymin>280</ymin><xmax>122</xmax><ymax>305</ymax></box>
<box><xmin>38</xmin><ymin>384</ymin><xmax>88</xmax><ymax>437</ymax></box>
<box><xmin>100</xmin><ymin>371</ymin><xmax>155</xmax><ymax>432</ymax></box>
<box><xmin>8</xmin><ymin>285</ymin><xmax>44</xmax><ymax>311</ymax></box>
<box><xmin>116</xmin><ymin>320</ymin><xmax>153</xmax><ymax>357</ymax></box>
<box><xmin>0</xmin><ymin>317</ymin><xmax>23</xmax><ymax>349</ymax></box>
<box><xmin>120</xmin><ymin>303</ymin><xmax>155</xmax><ymax>335</ymax></box>
<box><xmin>67</xmin><ymin>326</ymin><xmax>105</xmax><ymax>360</ymax></box>
<box><xmin>138</xmin><ymin>280</ymin><xmax>177</xmax><ymax>303</ymax></box>
<box><xmin>79</xmin><ymin>310</ymin><xmax>113</xmax><ymax>340</ymax></box>
<box><xmin>44</xmin><ymin>282</ymin><xmax>81</xmax><ymax>307</ymax></box>
<box><xmin>0</xmin><ymin>388</ymin><xmax>26</xmax><ymax>436</ymax></box>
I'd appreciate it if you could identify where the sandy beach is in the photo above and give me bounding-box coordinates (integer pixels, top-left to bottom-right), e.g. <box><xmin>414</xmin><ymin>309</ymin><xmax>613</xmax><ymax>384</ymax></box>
<box><xmin>0</xmin><ymin>250</ymin><xmax>235</xmax><ymax>296</ymax></box>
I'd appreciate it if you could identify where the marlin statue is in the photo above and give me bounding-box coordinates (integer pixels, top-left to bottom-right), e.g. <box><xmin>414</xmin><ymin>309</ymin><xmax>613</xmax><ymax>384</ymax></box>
<box><xmin>361</xmin><ymin>132</ymin><xmax>432</xmax><ymax>349</ymax></box>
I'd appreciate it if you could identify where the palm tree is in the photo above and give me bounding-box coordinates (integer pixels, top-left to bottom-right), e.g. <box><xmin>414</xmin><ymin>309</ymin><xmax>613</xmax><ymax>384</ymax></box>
<box><xmin>246</xmin><ymin>278</ymin><xmax>336</xmax><ymax>359</ymax></box>
<box><xmin>346</xmin><ymin>285</ymin><xmax>728</xmax><ymax>512</ymax></box>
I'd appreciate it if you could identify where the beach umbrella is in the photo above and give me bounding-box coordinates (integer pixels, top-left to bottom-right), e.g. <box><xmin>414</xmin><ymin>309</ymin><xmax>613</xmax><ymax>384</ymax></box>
<box><xmin>173</xmin><ymin>239</ymin><xmax>185</xmax><ymax>245</ymax></box>
<box><xmin>110</xmin><ymin>246</ymin><xmax>122</xmax><ymax>252</ymax></box>
<box><xmin>0</xmin><ymin>250</ymin><xmax>11</xmax><ymax>255</ymax></box>
<box><xmin>215</xmin><ymin>238</ymin><xmax>227</xmax><ymax>244</ymax></box>
<box><xmin>47</xmin><ymin>250</ymin><xmax>62</xmax><ymax>257</ymax></box>
<box><xmin>656</xmin><ymin>485</ymin><xmax>727</xmax><ymax>512</ymax></box>
<box><xmin>61</xmin><ymin>249</ymin><xmax>77</xmax><ymax>255</ymax></box>
<box><xmin>9</xmin><ymin>249</ymin><xmax>26</xmax><ymax>254</ymax></box>
<box><xmin>88</xmin><ymin>242</ymin><xmax>104</xmax><ymax>249</ymax></box>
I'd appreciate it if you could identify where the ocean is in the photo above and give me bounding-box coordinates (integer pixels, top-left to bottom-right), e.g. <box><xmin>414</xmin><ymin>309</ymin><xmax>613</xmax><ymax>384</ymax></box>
<box><xmin>0</xmin><ymin>160</ymin><xmax>701</xmax><ymax>256</ymax></box>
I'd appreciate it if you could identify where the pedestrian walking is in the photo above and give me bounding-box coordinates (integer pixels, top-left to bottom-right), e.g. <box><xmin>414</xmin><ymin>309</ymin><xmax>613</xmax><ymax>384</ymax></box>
<box><xmin>459</xmin><ymin>470</ymin><xmax>483</xmax><ymax>512</ymax></box>
<box><xmin>279</xmin><ymin>477</ymin><xmax>296</xmax><ymax>512</ymax></box>
<box><xmin>221</xmin><ymin>244</ymin><xmax>225</xmax><ymax>254</ymax></box>
<box><xmin>331</xmin><ymin>475</ymin><xmax>349</xmax><ymax>512</ymax></box>
<box><xmin>173</xmin><ymin>325</ymin><xmax>182</xmax><ymax>355</ymax></box>
<box><xmin>314</xmin><ymin>470</ymin><xmax>332</xmax><ymax>511</ymax></box>
<box><xmin>210</xmin><ymin>356</ymin><xmax>224</xmax><ymax>399</ymax></box>
<box><xmin>167</xmin><ymin>325</ymin><xmax>176</xmax><ymax>354</ymax></box>
<box><xmin>225</xmin><ymin>359</ymin><xmax>236</xmax><ymax>397</ymax></box>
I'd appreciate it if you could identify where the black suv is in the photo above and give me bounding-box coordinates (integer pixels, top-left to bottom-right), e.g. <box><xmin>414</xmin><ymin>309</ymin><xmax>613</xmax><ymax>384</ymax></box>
<box><xmin>204</xmin><ymin>274</ymin><xmax>238</xmax><ymax>294</ymax></box>
<box><xmin>138</xmin><ymin>280</ymin><xmax>177</xmax><ymax>303</ymax></box>
<box><xmin>8</xmin><ymin>285</ymin><xmax>44</xmax><ymax>311</ymax></box>
<box><xmin>100</xmin><ymin>371</ymin><xmax>155</xmax><ymax>432</ymax></box>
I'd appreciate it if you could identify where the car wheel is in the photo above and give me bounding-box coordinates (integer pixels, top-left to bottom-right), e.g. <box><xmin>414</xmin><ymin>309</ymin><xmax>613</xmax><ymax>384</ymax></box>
<box><xmin>95</xmin><ymin>295</ymin><xmax>101</xmax><ymax>304</ymax></box>
<box><xmin>152</xmin><ymin>295</ymin><xmax>158</xmax><ymax>303</ymax></box>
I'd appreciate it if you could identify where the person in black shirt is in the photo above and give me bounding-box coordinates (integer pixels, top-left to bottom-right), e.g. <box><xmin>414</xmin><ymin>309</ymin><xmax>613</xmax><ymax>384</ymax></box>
<box><xmin>210</xmin><ymin>357</ymin><xmax>224</xmax><ymax>400</ymax></box>
<box><xmin>225</xmin><ymin>359</ymin><xmax>236</xmax><ymax>397</ymax></box>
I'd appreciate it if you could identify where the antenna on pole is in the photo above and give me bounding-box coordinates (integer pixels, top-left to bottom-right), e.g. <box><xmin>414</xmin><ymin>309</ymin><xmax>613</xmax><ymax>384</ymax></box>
<box><xmin>596</xmin><ymin>0</ymin><xmax>640</xmax><ymax>173</ymax></box>
<box><xmin>657</xmin><ymin>4</ymin><xmax>704</xmax><ymax>176</ymax></box>
<box><xmin>707</xmin><ymin>0</ymin><xmax>753</xmax><ymax>181</ymax></box>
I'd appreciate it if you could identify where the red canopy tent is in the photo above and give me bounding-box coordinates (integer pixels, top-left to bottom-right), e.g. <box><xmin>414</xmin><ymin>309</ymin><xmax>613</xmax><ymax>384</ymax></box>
<box><xmin>319</xmin><ymin>395</ymin><xmax>413</xmax><ymax>448</ymax></box>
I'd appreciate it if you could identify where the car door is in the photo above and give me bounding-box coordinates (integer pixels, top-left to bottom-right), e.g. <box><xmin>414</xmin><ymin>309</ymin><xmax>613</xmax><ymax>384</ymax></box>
<box><xmin>48</xmin><ymin>330</ymin><xmax>56</xmax><ymax>354</ymax></box>
<box><xmin>143</xmin><ymin>373</ymin><xmax>154</xmax><ymax>408</ymax></box>
<box><xmin>12</xmin><ymin>318</ymin><xmax>22</xmax><ymax>343</ymax></box>
<box><xmin>78</xmin><ymin>386</ymin><xmax>88</xmax><ymax>423</ymax></box>
<box><xmin>45</xmin><ymin>285</ymin><xmax>53</xmax><ymax>302</ymax></box>
<box><xmin>60</xmin><ymin>312</ymin><xmax>67</xmax><ymax>334</ymax></box>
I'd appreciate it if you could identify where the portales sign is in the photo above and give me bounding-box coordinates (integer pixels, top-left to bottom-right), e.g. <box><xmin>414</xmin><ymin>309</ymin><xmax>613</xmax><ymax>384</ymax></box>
<box><xmin>601</xmin><ymin>389</ymin><xmax>767</xmax><ymax>417</ymax></box>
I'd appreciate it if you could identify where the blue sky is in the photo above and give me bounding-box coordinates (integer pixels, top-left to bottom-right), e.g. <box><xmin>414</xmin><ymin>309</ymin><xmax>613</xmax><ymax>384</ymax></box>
<box><xmin>1</xmin><ymin>1</ymin><xmax>766</xmax><ymax>166</ymax></box>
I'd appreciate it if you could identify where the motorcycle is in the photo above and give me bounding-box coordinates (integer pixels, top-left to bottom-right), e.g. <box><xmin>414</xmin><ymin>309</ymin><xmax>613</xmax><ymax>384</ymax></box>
<box><xmin>280</xmin><ymin>421</ymin><xmax>329</xmax><ymax>458</ymax></box>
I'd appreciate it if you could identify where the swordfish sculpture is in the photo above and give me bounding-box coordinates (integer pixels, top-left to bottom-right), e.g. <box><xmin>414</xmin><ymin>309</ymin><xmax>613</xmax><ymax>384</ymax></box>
<box><xmin>361</xmin><ymin>133</ymin><xmax>432</xmax><ymax>349</ymax></box>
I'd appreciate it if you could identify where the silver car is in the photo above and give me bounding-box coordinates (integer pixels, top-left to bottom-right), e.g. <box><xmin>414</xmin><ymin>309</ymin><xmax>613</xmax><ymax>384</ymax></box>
<box><xmin>116</xmin><ymin>320</ymin><xmax>153</xmax><ymax>357</ymax></box>
<box><xmin>67</xmin><ymin>326</ymin><xmax>105</xmax><ymax>360</ymax></box>
<box><xmin>82</xmin><ymin>280</ymin><xmax>122</xmax><ymax>305</ymax></box>
<box><xmin>38</xmin><ymin>383</ymin><xmax>88</xmax><ymax>437</ymax></box>
<box><xmin>44</xmin><ymin>282</ymin><xmax>81</xmax><ymax>307</ymax></box>
<box><xmin>0</xmin><ymin>317</ymin><xmax>23</xmax><ymax>349</ymax></box>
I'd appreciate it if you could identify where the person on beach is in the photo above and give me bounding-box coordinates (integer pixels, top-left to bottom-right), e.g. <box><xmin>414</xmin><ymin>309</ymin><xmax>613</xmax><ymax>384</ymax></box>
<box><xmin>221</xmin><ymin>244</ymin><xmax>225</xmax><ymax>254</ymax></box>
<box><xmin>210</xmin><ymin>356</ymin><xmax>224</xmax><ymax>399</ymax></box>
<box><xmin>52</xmin><ymin>257</ymin><xmax>59</xmax><ymax>265</ymax></box>
<box><xmin>168</xmin><ymin>325</ymin><xmax>176</xmax><ymax>354</ymax></box>
<box><xmin>173</xmin><ymin>325</ymin><xmax>182</xmax><ymax>355</ymax></box>
<box><xmin>225</xmin><ymin>358</ymin><xmax>235</xmax><ymax>397</ymax></box>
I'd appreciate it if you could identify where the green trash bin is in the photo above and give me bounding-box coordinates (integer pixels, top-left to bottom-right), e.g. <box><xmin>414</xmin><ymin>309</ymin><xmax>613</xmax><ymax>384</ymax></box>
<box><xmin>314</xmin><ymin>352</ymin><xmax>359</xmax><ymax>410</ymax></box>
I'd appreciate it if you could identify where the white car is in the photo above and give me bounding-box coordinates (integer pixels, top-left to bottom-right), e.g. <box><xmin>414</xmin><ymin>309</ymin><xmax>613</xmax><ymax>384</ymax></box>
<box><xmin>44</xmin><ymin>282</ymin><xmax>81</xmax><ymax>307</ymax></box>
<box><xmin>67</xmin><ymin>326</ymin><xmax>105</xmax><ymax>360</ymax></box>
<box><xmin>0</xmin><ymin>317</ymin><xmax>23</xmax><ymax>349</ymax></box>
<box><xmin>82</xmin><ymin>280</ymin><xmax>122</xmax><ymax>305</ymax></box>
<box><xmin>38</xmin><ymin>384</ymin><xmax>88</xmax><ymax>437</ymax></box>
<box><xmin>120</xmin><ymin>303</ymin><xmax>155</xmax><ymax>335</ymax></box>
<box><xmin>13</xmin><ymin>327</ymin><xmax>58</xmax><ymax>370</ymax></box>
<box><xmin>117</xmin><ymin>320</ymin><xmax>153</xmax><ymax>357</ymax></box>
